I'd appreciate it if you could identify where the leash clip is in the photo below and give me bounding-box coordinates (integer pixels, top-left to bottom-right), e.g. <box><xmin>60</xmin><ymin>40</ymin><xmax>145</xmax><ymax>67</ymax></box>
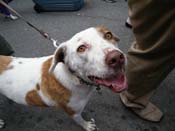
<box><xmin>51</xmin><ymin>38</ymin><xmax>58</xmax><ymax>48</ymax></box>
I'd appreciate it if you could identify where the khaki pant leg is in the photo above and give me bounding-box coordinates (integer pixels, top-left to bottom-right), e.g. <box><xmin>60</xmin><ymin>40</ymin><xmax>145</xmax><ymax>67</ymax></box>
<box><xmin>126</xmin><ymin>0</ymin><xmax>175</xmax><ymax>97</ymax></box>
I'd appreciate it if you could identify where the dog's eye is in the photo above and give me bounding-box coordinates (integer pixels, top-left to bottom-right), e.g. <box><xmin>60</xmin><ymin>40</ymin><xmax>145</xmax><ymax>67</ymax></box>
<box><xmin>104</xmin><ymin>32</ymin><xmax>113</xmax><ymax>40</ymax></box>
<box><xmin>77</xmin><ymin>45</ymin><xmax>87</xmax><ymax>53</ymax></box>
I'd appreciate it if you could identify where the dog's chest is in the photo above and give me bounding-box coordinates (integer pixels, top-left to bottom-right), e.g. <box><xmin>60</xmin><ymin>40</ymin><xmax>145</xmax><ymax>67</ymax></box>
<box><xmin>67</xmin><ymin>85</ymin><xmax>94</xmax><ymax>113</ymax></box>
<box><xmin>53</xmin><ymin>64</ymin><xmax>94</xmax><ymax>113</ymax></box>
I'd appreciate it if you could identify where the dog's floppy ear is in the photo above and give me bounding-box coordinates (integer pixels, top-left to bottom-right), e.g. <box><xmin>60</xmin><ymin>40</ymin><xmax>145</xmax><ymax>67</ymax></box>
<box><xmin>49</xmin><ymin>45</ymin><xmax>66</xmax><ymax>73</ymax></box>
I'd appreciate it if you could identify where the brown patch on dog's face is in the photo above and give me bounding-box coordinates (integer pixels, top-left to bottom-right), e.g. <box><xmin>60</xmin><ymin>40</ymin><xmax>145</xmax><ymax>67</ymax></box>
<box><xmin>25</xmin><ymin>89</ymin><xmax>47</xmax><ymax>107</ymax></box>
<box><xmin>0</xmin><ymin>55</ymin><xmax>12</xmax><ymax>74</ymax></box>
<box><xmin>96</xmin><ymin>26</ymin><xmax>120</xmax><ymax>43</ymax></box>
<box><xmin>41</xmin><ymin>58</ymin><xmax>75</xmax><ymax>116</ymax></box>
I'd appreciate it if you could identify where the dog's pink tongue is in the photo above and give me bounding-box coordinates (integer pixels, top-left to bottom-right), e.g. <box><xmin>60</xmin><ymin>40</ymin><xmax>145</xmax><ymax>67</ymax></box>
<box><xmin>95</xmin><ymin>74</ymin><xmax>128</xmax><ymax>93</ymax></box>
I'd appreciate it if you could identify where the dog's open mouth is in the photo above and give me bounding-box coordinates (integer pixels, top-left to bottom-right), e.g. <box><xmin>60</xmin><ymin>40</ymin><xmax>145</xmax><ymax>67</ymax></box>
<box><xmin>88</xmin><ymin>73</ymin><xmax>128</xmax><ymax>93</ymax></box>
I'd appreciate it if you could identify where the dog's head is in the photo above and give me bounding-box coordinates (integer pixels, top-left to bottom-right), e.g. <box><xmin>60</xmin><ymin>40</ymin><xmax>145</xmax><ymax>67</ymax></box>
<box><xmin>50</xmin><ymin>26</ymin><xmax>127</xmax><ymax>93</ymax></box>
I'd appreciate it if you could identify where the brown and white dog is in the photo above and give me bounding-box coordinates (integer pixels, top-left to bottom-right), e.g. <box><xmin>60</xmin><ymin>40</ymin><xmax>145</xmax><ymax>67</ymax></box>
<box><xmin>0</xmin><ymin>27</ymin><xmax>127</xmax><ymax>131</ymax></box>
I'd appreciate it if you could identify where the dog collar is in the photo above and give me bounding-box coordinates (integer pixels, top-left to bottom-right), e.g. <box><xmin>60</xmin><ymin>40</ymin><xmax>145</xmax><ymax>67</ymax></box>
<box><xmin>68</xmin><ymin>67</ymin><xmax>101</xmax><ymax>91</ymax></box>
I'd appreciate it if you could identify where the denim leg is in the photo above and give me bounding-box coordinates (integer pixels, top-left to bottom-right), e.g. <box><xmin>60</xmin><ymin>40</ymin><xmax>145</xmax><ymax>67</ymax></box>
<box><xmin>0</xmin><ymin>4</ymin><xmax>11</xmax><ymax>16</ymax></box>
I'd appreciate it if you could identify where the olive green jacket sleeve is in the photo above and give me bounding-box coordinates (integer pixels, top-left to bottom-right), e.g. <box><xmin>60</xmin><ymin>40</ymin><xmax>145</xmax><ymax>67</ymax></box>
<box><xmin>0</xmin><ymin>35</ymin><xmax>14</xmax><ymax>56</ymax></box>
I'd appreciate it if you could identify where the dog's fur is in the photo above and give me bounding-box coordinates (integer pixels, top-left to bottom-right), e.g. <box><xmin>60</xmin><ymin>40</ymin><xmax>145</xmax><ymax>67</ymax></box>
<box><xmin>0</xmin><ymin>27</ymin><xmax>127</xmax><ymax>131</ymax></box>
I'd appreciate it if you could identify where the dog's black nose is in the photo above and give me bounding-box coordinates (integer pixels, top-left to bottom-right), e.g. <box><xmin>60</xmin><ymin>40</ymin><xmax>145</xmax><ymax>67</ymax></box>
<box><xmin>105</xmin><ymin>50</ymin><xmax>125</xmax><ymax>68</ymax></box>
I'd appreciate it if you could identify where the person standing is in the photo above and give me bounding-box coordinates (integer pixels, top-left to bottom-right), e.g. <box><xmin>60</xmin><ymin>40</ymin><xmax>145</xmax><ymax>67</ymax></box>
<box><xmin>0</xmin><ymin>0</ymin><xmax>18</xmax><ymax>20</ymax></box>
<box><xmin>120</xmin><ymin>0</ymin><xmax>175</xmax><ymax>122</ymax></box>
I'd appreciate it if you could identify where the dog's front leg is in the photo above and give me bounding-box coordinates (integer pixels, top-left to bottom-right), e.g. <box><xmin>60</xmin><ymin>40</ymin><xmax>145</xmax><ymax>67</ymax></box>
<box><xmin>73</xmin><ymin>113</ymin><xmax>97</xmax><ymax>131</ymax></box>
<box><xmin>0</xmin><ymin>119</ymin><xmax>5</xmax><ymax>128</ymax></box>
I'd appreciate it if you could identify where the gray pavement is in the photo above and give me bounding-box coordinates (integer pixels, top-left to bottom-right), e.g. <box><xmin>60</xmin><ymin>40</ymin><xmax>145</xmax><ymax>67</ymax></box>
<box><xmin>0</xmin><ymin>0</ymin><xmax>175</xmax><ymax>131</ymax></box>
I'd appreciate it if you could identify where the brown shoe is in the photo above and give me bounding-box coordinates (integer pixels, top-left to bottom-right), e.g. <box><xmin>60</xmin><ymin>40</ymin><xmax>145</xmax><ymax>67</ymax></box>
<box><xmin>120</xmin><ymin>91</ymin><xmax>163</xmax><ymax>122</ymax></box>
<box><xmin>131</xmin><ymin>102</ymin><xmax>163</xmax><ymax>122</ymax></box>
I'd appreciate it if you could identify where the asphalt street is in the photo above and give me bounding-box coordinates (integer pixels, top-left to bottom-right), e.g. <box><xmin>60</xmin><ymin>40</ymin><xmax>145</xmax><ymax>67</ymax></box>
<box><xmin>0</xmin><ymin>0</ymin><xmax>175</xmax><ymax>131</ymax></box>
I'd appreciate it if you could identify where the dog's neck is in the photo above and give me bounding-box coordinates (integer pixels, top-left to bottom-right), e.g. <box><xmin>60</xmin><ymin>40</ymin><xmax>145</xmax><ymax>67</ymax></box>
<box><xmin>67</xmin><ymin>67</ymin><xmax>94</xmax><ymax>87</ymax></box>
<box><xmin>53</xmin><ymin>63</ymin><xmax>95</xmax><ymax>94</ymax></box>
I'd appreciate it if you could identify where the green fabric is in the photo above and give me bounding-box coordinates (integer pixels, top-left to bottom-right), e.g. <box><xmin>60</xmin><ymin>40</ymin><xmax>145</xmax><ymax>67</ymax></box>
<box><xmin>126</xmin><ymin>0</ymin><xmax>175</xmax><ymax>97</ymax></box>
<box><xmin>0</xmin><ymin>34</ymin><xmax>14</xmax><ymax>55</ymax></box>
